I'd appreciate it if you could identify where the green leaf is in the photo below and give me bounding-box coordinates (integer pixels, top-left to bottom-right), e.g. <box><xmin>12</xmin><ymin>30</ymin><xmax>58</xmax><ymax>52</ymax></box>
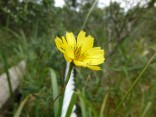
<box><xmin>14</xmin><ymin>95</ymin><xmax>31</xmax><ymax>117</ymax></box>
<box><xmin>50</xmin><ymin>68</ymin><xmax>59</xmax><ymax>117</ymax></box>
<box><xmin>99</xmin><ymin>93</ymin><xmax>108</xmax><ymax>117</ymax></box>
<box><xmin>78</xmin><ymin>90</ymin><xmax>98</xmax><ymax>117</ymax></box>
<box><xmin>65</xmin><ymin>92</ymin><xmax>78</xmax><ymax>117</ymax></box>
<box><xmin>79</xmin><ymin>92</ymin><xmax>87</xmax><ymax>117</ymax></box>
<box><xmin>141</xmin><ymin>102</ymin><xmax>152</xmax><ymax>117</ymax></box>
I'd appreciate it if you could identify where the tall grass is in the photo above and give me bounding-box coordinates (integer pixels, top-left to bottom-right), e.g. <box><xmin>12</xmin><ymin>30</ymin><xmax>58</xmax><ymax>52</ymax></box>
<box><xmin>0</xmin><ymin>1</ymin><xmax>156</xmax><ymax>117</ymax></box>
<box><xmin>1</xmin><ymin>24</ymin><xmax>156</xmax><ymax>117</ymax></box>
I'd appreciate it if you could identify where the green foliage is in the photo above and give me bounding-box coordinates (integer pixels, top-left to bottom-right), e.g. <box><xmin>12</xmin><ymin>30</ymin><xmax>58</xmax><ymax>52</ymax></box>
<box><xmin>0</xmin><ymin>0</ymin><xmax>55</xmax><ymax>35</ymax></box>
<box><xmin>0</xmin><ymin>0</ymin><xmax>156</xmax><ymax>117</ymax></box>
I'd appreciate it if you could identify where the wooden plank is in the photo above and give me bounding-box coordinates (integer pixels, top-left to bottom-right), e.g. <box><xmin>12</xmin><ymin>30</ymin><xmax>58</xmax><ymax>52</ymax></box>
<box><xmin>0</xmin><ymin>60</ymin><xmax>26</xmax><ymax>108</ymax></box>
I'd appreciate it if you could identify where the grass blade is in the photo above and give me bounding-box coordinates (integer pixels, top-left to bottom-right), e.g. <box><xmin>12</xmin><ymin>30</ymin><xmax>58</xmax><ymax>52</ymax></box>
<box><xmin>49</xmin><ymin>68</ymin><xmax>59</xmax><ymax>117</ymax></box>
<box><xmin>79</xmin><ymin>93</ymin><xmax>87</xmax><ymax>117</ymax></box>
<box><xmin>78</xmin><ymin>90</ymin><xmax>97</xmax><ymax>117</ymax></box>
<box><xmin>141</xmin><ymin>102</ymin><xmax>152</xmax><ymax>117</ymax></box>
<box><xmin>99</xmin><ymin>93</ymin><xmax>108</xmax><ymax>117</ymax></box>
<box><xmin>113</xmin><ymin>53</ymin><xmax>156</xmax><ymax>114</ymax></box>
<box><xmin>65</xmin><ymin>92</ymin><xmax>78</xmax><ymax>117</ymax></box>
<box><xmin>14</xmin><ymin>95</ymin><xmax>31</xmax><ymax>117</ymax></box>
<box><xmin>0</xmin><ymin>47</ymin><xmax>13</xmax><ymax>100</ymax></box>
<box><xmin>81</xmin><ymin>0</ymin><xmax>99</xmax><ymax>30</ymax></box>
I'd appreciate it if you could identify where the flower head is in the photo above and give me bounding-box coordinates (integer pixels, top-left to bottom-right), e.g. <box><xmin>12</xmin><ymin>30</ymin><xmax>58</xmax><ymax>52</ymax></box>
<box><xmin>55</xmin><ymin>31</ymin><xmax>105</xmax><ymax>70</ymax></box>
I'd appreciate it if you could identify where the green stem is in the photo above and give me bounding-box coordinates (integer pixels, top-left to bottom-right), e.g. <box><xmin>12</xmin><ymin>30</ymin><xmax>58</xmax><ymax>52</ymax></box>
<box><xmin>0</xmin><ymin>47</ymin><xmax>14</xmax><ymax>101</ymax></box>
<box><xmin>113</xmin><ymin>53</ymin><xmax>156</xmax><ymax>115</ymax></box>
<box><xmin>64</xmin><ymin>62</ymin><xmax>74</xmax><ymax>87</ymax></box>
<box><xmin>81</xmin><ymin>0</ymin><xmax>99</xmax><ymax>30</ymax></box>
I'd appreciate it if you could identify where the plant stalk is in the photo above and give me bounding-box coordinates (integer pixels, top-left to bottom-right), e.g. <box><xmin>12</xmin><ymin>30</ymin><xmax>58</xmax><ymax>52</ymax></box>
<box><xmin>81</xmin><ymin>0</ymin><xmax>99</xmax><ymax>30</ymax></box>
<box><xmin>52</xmin><ymin>63</ymin><xmax>74</xmax><ymax>105</ymax></box>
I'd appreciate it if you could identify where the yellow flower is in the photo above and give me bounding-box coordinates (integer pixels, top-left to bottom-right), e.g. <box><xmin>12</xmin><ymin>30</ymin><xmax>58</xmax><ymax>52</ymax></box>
<box><xmin>55</xmin><ymin>31</ymin><xmax>105</xmax><ymax>70</ymax></box>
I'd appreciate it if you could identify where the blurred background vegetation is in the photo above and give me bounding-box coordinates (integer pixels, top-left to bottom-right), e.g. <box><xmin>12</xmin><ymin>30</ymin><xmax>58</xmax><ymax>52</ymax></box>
<box><xmin>0</xmin><ymin>0</ymin><xmax>156</xmax><ymax>117</ymax></box>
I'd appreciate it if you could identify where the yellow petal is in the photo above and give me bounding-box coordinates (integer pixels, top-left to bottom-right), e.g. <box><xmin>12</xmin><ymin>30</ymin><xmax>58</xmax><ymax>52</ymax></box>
<box><xmin>64</xmin><ymin>46</ymin><xmax>75</xmax><ymax>59</ymax></box>
<box><xmin>87</xmin><ymin>65</ymin><xmax>101</xmax><ymax>70</ymax></box>
<box><xmin>55</xmin><ymin>31</ymin><xmax>105</xmax><ymax>70</ymax></box>
<box><xmin>73</xmin><ymin>60</ymin><xmax>87</xmax><ymax>67</ymax></box>
<box><xmin>84</xmin><ymin>47</ymin><xmax>105</xmax><ymax>65</ymax></box>
<box><xmin>55</xmin><ymin>37</ymin><xmax>65</xmax><ymax>53</ymax></box>
<box><xmin>87</xmin><ymin>48</ymin><xmax>104</xmax><ymax>58</ymax></box>
<box><xmin>64</xmin><ymin>54</ymin><xmax>72</xmax><ymax>62</ymax></box>
<box><xmin>77</xmin><ymin>31</ymin><xmax>94</xmax><ymax>53</ymax></box>
<box><xmin>83</xmin><ymin>58</ymin><xmax>104</xmax><ymax>65</ymax></box>
<box><xmin>81</xmin><ymin>35</ymin><xmax>94</xmax><ymax>53</ymax></box>
<box><xmin>62</xmin><ymin>36</ymin><xmax>67</xmax><ymax>45</ymax></box>
<box><xmin>66</xmin><ymin>32</ymin><xmax>76</xmax><ymax>47</ymax></box>
<box><xmin>77</xmin><ymin>31</ymin><xmax>86</xmax><ymax>45</ymax></box>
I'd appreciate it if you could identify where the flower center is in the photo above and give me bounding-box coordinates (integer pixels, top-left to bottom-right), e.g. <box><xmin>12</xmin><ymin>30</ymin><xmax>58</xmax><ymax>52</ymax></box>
<box><xmin>74</xmin><ymin>46</ymin><xmax>87</xmax><ymax>61</ymax></box>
